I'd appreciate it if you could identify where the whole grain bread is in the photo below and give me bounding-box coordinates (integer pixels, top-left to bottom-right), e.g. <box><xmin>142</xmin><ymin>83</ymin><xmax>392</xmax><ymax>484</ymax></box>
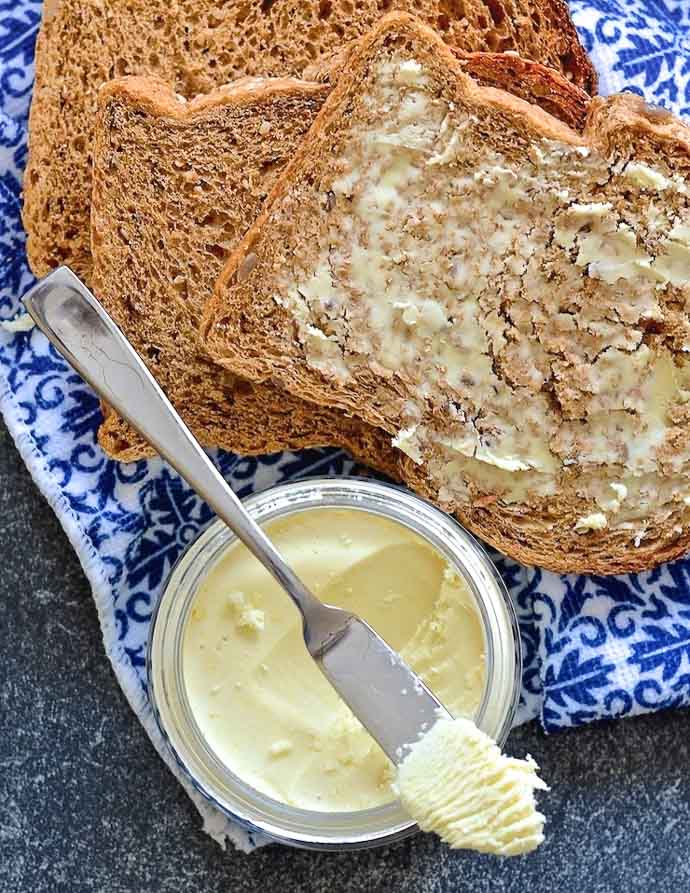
<box><xmin>203</xmin><ymin>13</ymin><xmax>690</xmax><ymax>574</ymax></box>
<box><xmin>92</xmin><ymin>76</ymin><xmax>394</xmax><ymax>471</ymax></box>
<box><xmin>24</xmin><ymin>0</ymin><xmax>595</xmax><ymax>283</ymax></box>
<box><xmin>93</xmin><ymin>55</ymin><xmax>588</xmax><ymax>463</ymax></box>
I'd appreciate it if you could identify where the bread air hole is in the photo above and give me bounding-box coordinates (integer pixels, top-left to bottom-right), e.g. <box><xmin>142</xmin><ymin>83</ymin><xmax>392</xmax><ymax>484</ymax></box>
<box><xmin>439</xmin><ymin>0</ymin><xmax>467</xmax><ymax>20</ymax></box>
<box><xmin>484</xmin><ymin>0</ymin><xmax>505</xmax><ymax>27</ymax></box>
<box><xmin>206</xmin><ymin>243</ymin><xmax>227</xmax><ymax>260</ymax></box>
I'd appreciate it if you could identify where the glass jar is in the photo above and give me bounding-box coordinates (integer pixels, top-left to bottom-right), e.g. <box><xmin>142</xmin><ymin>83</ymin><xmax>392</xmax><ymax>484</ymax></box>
<box><xmin>148</xmin><ymin>477</ymin><xmax>521</xmax><ymax>850</ymax></box>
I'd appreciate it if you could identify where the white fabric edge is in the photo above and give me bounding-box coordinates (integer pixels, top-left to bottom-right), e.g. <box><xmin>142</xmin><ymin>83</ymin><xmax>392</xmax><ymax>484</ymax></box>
<box><xmin>0</xmin><ymin>371</ymin><xmax>258</xmax><ymax>852</ymax></box>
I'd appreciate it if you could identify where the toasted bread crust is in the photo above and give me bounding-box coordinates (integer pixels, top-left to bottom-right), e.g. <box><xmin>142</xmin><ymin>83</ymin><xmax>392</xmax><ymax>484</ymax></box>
<box><xmin>204</xmin><ymin>14</ymin><xmax>690</xmax><ymax>574</ymax></box>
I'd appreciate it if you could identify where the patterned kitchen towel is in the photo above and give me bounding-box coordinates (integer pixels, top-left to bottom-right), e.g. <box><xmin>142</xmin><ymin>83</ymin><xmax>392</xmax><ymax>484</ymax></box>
<box><xmin>3</xmin><ymin>0</ymin><xmax>690</xmax><ymax>851</ymax></box>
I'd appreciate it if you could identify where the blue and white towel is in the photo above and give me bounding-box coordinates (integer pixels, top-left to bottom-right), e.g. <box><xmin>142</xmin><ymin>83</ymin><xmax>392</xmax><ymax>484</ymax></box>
<box><xmin>2</xmin><ymin>0</ymin><xmax>690</xmax><ymax>851</ymax></box>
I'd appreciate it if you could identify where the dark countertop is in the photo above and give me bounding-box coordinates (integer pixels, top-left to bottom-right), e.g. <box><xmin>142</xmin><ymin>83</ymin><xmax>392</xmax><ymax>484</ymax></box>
<box><xmin>2</xmin><ymin>420</ymin><xmax>689</xmax><ymax>893</ymax></box>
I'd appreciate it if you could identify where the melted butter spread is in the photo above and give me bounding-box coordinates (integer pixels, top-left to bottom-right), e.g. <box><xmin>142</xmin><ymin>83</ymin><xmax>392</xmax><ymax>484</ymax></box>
<box><xmin>395</xmin><ymin>717</ymin><xmax>547</xmax><ymax>855</ymax></box>
<box><xmin>273</xmin><ymin>54</ymin><xmax>690</xmax><ymax>536</ymax></box>
<box><xmin>183</xmin><ymin>508</ymin><xmax>486</xmax><ymax>812</ymax></box>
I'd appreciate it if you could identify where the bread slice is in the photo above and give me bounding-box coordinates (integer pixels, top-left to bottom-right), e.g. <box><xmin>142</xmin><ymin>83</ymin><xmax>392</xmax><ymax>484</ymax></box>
<box><xmin>203</xmin><ymin>13</ymin><xmax>690</xmax><ymax>575</ymax></box>
<box><xmin>23</xmin><ymin>0</ymin><xmax>595</xmax><ymax>284</ymax></box>
<box><xmin>92</xmin><ymin>75</ymin><xmax>391</xmax><ymax>470</ymax></box>
<box><xmin>92</xmin><ymin>56</ymin><xmax>588</xmax><ymax>462</ymax></box>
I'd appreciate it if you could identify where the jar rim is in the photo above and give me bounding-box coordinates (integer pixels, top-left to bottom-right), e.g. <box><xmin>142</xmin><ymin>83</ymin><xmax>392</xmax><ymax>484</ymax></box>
<box><xmin>147</xmin><ymin>476</ymin><xmax>521</xmax><ymax>850</ymax></box>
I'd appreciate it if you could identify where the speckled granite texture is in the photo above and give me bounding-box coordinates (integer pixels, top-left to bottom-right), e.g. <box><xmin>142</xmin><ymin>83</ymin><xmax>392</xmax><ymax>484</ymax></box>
<box><xmin>2</xmin><ymin>422</ymin><xmax>690</xmax><ymax>892</ymax></box>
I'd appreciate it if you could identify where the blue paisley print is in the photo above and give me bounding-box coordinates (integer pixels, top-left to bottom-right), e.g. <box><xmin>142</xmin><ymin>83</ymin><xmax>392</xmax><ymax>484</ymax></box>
<box><xmin>2</xmin><ymin>0</ymin><xmax>690</xmax><ymax>848</ymax></box>
<box><xmin>571</xmin><ymin>0</ymin><xmax>690</xmax><ymax>114</ymax></box>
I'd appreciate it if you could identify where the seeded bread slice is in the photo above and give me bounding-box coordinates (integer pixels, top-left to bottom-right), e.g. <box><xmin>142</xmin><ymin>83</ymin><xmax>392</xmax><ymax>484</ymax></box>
<box><xmin>203</xmin><ymin>13</ymin><xmax>690</xmax><ymax>574</ymax></box>
<box><xmin>23</xmin><ymin>0</ymin><xmax>595</xmax><ymax>284</ymax></box>
<box><xmin>92</xmin><ymin>55</ymin><xmax>588</xmax><ymax>462</ymax></box>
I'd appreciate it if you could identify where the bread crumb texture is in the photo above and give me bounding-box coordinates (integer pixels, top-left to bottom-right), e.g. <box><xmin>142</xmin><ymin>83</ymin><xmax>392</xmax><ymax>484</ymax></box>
<box><xmin>206</xmin><ymin>15</ymin><xmax>690</xmax><ymax>573</ymax></box>
<box><xmin>24</xmin><ymin>0</ymin><xmax>593</xmax><ymax>280</ymax></box>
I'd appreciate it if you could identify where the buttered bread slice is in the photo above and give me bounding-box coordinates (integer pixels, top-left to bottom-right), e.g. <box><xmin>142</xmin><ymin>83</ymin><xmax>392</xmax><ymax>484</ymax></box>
<box><xmin>204</xmin><ymin>13</ymin><xmax>690</xmax><ymax>574</ymax></box>
<box><xmin>92</xmin><ymin>57</ymin><xmax>588</xmax><ymax>463</ymax></box>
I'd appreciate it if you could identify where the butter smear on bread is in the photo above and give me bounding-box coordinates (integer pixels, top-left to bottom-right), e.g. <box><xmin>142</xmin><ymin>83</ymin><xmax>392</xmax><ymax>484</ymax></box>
<box><xmin>205</xmin><ymin>13</ymin><xmax>690</xmax><ymax>572</ymax></box>
<box><xmin>278</xmin><ymin>56</ymin><xmax>690</xmax><ymax>528</ymax></box>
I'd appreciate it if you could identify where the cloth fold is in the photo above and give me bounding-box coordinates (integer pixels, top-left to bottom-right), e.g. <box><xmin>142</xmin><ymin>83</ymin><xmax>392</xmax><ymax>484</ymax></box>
<box><xmin>2</xmin><ymin>0</ymin><xmax>690</xmax><ymax>851</ymax></box>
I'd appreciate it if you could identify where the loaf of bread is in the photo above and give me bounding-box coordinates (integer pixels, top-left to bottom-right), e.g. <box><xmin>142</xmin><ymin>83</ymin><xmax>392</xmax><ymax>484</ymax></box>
<box><xmin>92</xmin><ymin>55</ymin><xmax>588</xmax><ymax>462</ymax></box>
<box><xmin>203</xmin><ymin>13</ymin><xmax>690</xmax><ymax>574</ymax></box>
<box><xmin>23</xmin><ymin>0</ymin><xmax>595</xmax><ymax>284</ymax></box>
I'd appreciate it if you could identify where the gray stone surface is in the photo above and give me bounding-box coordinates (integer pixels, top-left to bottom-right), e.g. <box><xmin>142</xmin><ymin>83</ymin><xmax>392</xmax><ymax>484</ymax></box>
<box><xmin>1</xmin><ymin>420</ymin><xmax>689</xmax><ymax>892</ymax></box>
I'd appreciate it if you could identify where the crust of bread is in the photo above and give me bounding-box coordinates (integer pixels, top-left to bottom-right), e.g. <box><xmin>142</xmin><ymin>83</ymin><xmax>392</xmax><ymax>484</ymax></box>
<box><xmin>99</xmin><ymin>74</ymin><xmax>329</xmax><ymax>121</ymax></box>
<box><xmin>203</xmin><ymin>13</ymin><xmax>690</xmax><ymax>574</ymax></box>
<box><xmin>307</xmin><ymin>39</ymin><xmax>591</xmax><ymax>132</ymax></box>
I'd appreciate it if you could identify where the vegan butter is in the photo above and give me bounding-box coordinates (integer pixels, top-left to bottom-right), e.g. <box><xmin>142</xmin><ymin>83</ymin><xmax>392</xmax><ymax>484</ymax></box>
<box><xmin>183</xmin><ymin>507</ymin><xmax>486</xmax><ymax>812</ymax></box>
<box><xmin>395</xmin><ymin>717</ymin><xmax>547</xmax><ymax>855</ymax></box>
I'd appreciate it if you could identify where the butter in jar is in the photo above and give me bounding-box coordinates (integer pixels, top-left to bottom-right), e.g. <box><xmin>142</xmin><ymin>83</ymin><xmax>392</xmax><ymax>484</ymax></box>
<box><xmin>148</xmin><ymin>478</ymin><xmax>521</xmax><ymax>849</ymax></box>
<box><xmin>183</xmin><ymin>507</ymin><xmax>486</xmax><ymax>812</ymax></box>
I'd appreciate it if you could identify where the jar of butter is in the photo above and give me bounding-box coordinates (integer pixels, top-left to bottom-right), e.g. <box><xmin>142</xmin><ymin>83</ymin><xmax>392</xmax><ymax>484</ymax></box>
<box><xmin>148</xmin><ymin>477</ymin><xmax>521</xmax><ymax>850</ymax></box>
